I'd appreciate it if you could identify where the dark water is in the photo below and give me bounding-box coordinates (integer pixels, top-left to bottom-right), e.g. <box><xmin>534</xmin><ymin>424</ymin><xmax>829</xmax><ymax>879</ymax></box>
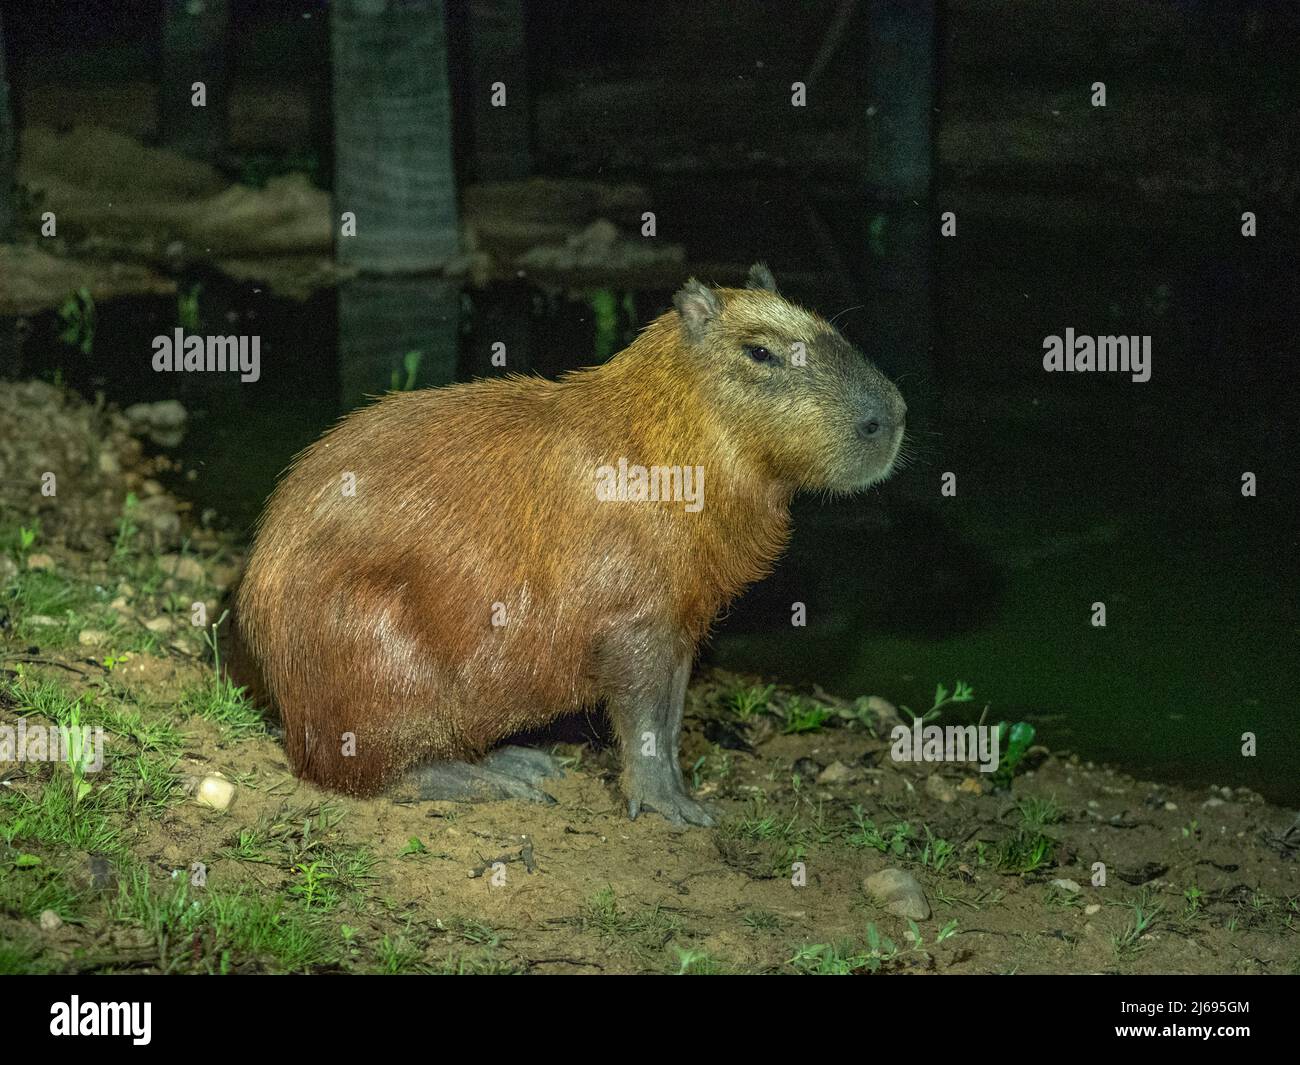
<box><xmin>8</xmin><ymin>202</ymin><xmax>1298</xmax><ymax>805</ymax></box>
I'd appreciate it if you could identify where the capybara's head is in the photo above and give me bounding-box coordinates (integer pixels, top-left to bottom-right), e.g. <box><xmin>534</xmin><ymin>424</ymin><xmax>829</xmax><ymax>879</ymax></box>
<box><xmin>671</xmin><ymin>264</ymin><xmax>906</xmax><ymax>492</ymax></box>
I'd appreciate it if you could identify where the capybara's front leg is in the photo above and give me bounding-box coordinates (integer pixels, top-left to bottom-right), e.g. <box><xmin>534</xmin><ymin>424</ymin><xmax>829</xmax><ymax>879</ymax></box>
<box><xmin>604</xmin><ymin>643</ymin><xmax>714</xmax><ymax>828</ymax></box>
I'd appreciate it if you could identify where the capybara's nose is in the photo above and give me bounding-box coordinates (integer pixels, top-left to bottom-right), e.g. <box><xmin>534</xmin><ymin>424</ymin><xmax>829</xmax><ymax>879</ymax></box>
<box><xmin>855</xmin><ymin>400</ymin><xmax>898</xmax><ymax>441</ymax></box>
<box><xmin>856</xmin><ymin>393</ymin><xmax>907</xmax><ymax>440</ymax></box>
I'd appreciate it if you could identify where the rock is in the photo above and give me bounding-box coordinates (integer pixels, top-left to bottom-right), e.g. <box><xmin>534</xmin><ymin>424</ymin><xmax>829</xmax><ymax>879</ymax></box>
<box><xmin>144</xmin><ymin>616</ymin><xmax>173</xmax><ymax>634</ymax></box>
<box><xmin>1202</xmin><ymin>797</ymin><xmax>1225</xmax><ymax>809</ymax></box>
<box><xmin>109</xmin><ymin>596</ymin><xmax>130</xmax><ymax>612</ymax></box>
<box><xmin>78</xmin><ymin>629</ymin><xmax>109</xmax><ymax>646</ymax></box>
<box><xmin>39</xmin><ymin>909</ymin><xmax>63</xmax><ymax>932</ymax></box>
<box><xmin>1050</xmin><ymin>878</ymin><xmax>1082</xmax><ymax>894</ymax></box>
<box><xmin>1085</xmin><ymin>903</ymin><xmax>1101</xmax><ymax>916</ymax></box>
<box><xmin>195</xmin><ymin>774</ymin><xmax>235</xmax><ymax>811</ymax></box>
<box><xmin>864</xmin><ymin>868</ymin><xmax>931</xmax><ymax>920</ymax></box>
<box><xmin>26</xmin><ymin>553</ymin><xmax>55</xmax><ymax>571</ymax></box>
<box><xmin>141</xmin><ymin>478</ymin><xmax>165</xmax><ymax>497</ymax></box>
<box><xmin>136</xmin><ymin>496</ymin><xmax>180</xmax><ymax>538</ymax></box>
<box><xmin>1163</xmin><ymin>801</ymin><xmax>1178</xmax><ymax>812</ymax></box>
<box><xmin>957</xmin><ymin>776</ymin><xmax>984</xmax><ymax>795</ymax></box>
<box><xmin>0</xmin><ymin>555</ymin><xmax>18</xmax><ymax>582</ymax></box>
<box><xmin>816</xmin><ymin>760</ymin><xmax>856</xmax><ymax>785</ymax></box>
<box><xmin>158</xmin><ymin>554</ymin><xmax>204</xmax><ymax>582</ymax></box>
<box><xmin>97</xmin><ymin>450</ymin><xmax>120</xmax><ymax>475</ymax></box>
<box><xmin>124</xmin><ymin>400</ymin><xmax>188</xmax><ymax>447</ymax></box>
<box><xmin>925</xmin><ymin>774</ymin><xmax>957</xmax><ymax>803</ymax></box>
<box><xmin>864</xmin><ymin>695</ymin><xmax>900</xmax><ymax>725</ymax></box>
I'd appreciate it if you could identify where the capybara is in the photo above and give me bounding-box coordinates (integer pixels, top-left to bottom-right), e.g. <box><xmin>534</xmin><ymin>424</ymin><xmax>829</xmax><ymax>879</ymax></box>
<box><xmin>232</xmin><ymin>264</ymin><xmax>905</xmax><ymax>825</ymax></box>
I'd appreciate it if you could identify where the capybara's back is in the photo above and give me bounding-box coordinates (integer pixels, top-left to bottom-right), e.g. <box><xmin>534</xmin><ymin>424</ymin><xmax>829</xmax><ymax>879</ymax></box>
<box><xmin>234</xmin><ymin>267</ymin><xmax>905</xmax><ymax>820</ymax></box>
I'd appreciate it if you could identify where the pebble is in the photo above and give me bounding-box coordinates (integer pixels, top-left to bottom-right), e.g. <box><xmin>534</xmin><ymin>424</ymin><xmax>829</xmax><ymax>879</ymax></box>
<box><xmin>39</xmin><ymin>910</ymin><xmax>63</xmax><ymax>932</ymax></box>
<box><xmin>159</xmin><ymin>554</ymin><xmax>205</xmax><ymax>583</ymax></box>
<box><xmin>77</xmin><ymin>629</ymin><xmax>108</xmax><ymax>646</ymax></box>
<box><xmin>195</xmin><ymin>774</ymin><xmax>235</xmax><ymax>811</ymax></box>
<box><xmin>865</xmin><ymin>695</ymin><xmax>900</xmax><ymax>724</ymax></box>
<box><xmin>144</xmin><ymin>617</ymin><xmax>173</xmax><ymax>634</ymax></box>
<box><xmin>925</xmin><ymin>774</ymin><xmax>957</xmax><ymax>803</ymax></box>
<box><xmin>1050</xmin><ymin>878</ymin><xmax>1081</xmax><ymax>894</ymax></box>
<box><xmin>864</xmin><ymin>868</ymin><xmax>931</xmax><ymax>920</ymax></box>
<box><xmin>816</xmin><ymin>760</ymin><xmax>856</xmax><ymax>785</ymax></box>
<box><xmin>26</xmin><ymin>553</ymin><xmax>55</xmax><ymax>571</ymax></box>
<box><xmin>1085</xmin><ymin>903</ymin><xmax>1101</xmax><ymax>915</ymax></box>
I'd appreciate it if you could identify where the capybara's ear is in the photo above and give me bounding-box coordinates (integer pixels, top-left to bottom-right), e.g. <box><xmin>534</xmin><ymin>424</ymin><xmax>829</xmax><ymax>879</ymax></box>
<box><xmin>673</xmin><ymin>279</ymin><xmax>722</xmax><ymax>343</ymax></box>
<box><xmin>746</xmin><ymin>262</ymin><xmax>778</xmax><ymax>293</ymax></box>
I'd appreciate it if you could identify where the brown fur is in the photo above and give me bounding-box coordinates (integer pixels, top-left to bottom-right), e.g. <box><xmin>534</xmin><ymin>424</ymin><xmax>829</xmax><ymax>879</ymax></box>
<box><xmin>232</xmin><ymin>275</ymin><xmax>904</xmax><ymax>797</ymax></box>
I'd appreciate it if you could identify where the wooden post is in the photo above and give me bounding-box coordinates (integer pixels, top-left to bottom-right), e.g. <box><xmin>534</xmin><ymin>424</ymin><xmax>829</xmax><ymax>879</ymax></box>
<box><xmin>337</xmin><ymin>278</ymin><xmax>461</xmax><ymax>411</ymax></box>
<box><xmin>330</xmin><ymin>0</ymin><xmax>460</xmax><ymax>274</ymax></box>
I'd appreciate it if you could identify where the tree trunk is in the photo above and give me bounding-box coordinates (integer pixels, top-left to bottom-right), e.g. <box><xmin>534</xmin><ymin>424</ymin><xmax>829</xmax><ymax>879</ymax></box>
<box><xmin>331</xmin><ymin>0</ymin><xmax>460</xmax><ymax>273</ymax></box>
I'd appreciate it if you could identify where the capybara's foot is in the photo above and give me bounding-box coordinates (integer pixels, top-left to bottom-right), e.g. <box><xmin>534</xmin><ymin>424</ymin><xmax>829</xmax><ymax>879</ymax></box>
<box><xmin>406</xmin><ymin>745</ymin><xmax>564</xmax><ymax>805</ymax></box>
<box><xmin>625</xmin><ymin>776</ymin><xmax>715</xmax><ymax>828</ymax></box>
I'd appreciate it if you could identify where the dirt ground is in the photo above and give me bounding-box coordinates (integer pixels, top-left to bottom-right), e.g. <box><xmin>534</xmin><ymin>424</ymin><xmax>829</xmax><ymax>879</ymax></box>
<box><xmin>0</xmin><ymin>380</ymin><xmax>1297</xmax><ymax>975</ymax></box>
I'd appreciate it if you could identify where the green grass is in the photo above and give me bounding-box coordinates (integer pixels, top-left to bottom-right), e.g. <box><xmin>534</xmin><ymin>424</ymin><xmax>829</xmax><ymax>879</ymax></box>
<box><xmin>581</xmin><ymin>886</ymin><xmax>681</xmax><ymax>959</ymax></box>
<box><xmin>779</xmin><ymin>696</ymin><xmax>833</xmax><ymax>734</ymax></box>
<box><xmin>1110</xmin><ymin>890</ymin><xmax>1166</xmax><ymax>959</ymax></box>
<box><xmin>993</xmin><ymin>828</ymin><xmax>1056</xmax><ymax>875</ymax></box>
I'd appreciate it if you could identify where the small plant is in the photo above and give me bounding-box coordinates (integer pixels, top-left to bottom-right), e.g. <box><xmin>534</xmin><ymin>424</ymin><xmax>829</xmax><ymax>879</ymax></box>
<box><xmin>673</xmin><ymin>946</ymin><xmax>722</xmax><ymax>975</ymax></box>
<box><xmin>288</xmin><ymin>860</ymin><xmax>337</xmax><ymax>909</ymax></box>
<box><xmin>112</xmin><ymin>493</ymin><xmax>140</xmax><ymax>563</ymax></box>
<box><xmin>398</xmin><ymin>837</ymin><xmax>428</xmax><ymax>859</ymax></box>
<box><xmin>390</xmin><ymin>350</ymin><xmax>423</xmax><ymax>392</ymax></box>
<box><xmin>1112</xmin><ymin>891</ymin><xmax>1165</xmax><ymax>958</ymax></box>
<box><xmin>727</xmin><ymin>683</ymin><xmax>775</xmax><ymax>721</ymax></box>
<box><xmin>919</xmin><ymin>825</ymin><xmax>955</xmax><ymax>872</ymax></box>
<box><xmin>780</xmin><ymin>696</ymin><xmax>832</xmax><ymax>735</ymax></box>
<box><xmin>994</xmin><ymin>828</ymin><xmax>1055</xmax><ymax>874</ymax></box>
<box><xmin>58</xmin><ymin>287</ymin><xmax>96</xmax><ymax>355</ymax></box>
<box><xmin>62</xmin><ymin>702</ymin><xmax>95</xmax><ymax>809</ymax></box>
<box><xmin>181</xmin><ymin>611</ymin><xmax>263</xmax><ymax>737</ymax></box>
<box><xmin>900</xmin><ymin>679</ymin><xmax>975</xmax><ymax>724</ymax></box>
<box><xmin>990</xmin><ymin>720</ymin><xmax>1036</xmax><ymax>789</ymax></box>
<box><xmin>177</xmin><ymin>283</ymin><xmax>203</xmax><ymax>332</ymax></box>
<box><xmin>1017</xmin><ymin>795</ymin><xmax>1063</xmax><ymax>827</ymax></box>
<box><xmin>789</xmin><ymin>941</ymin><xmax>868</xmax><ymax>975</ymax></box>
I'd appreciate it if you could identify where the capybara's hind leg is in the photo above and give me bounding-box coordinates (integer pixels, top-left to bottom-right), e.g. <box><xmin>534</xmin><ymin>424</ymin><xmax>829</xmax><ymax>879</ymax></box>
<box><xmin>403</xmin><ymin>746</ymin><xmax>564</xmax><ymax>805</ymax></box>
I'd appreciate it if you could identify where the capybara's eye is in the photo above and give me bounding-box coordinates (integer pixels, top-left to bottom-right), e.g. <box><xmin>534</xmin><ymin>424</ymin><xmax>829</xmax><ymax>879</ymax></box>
<box><xmin>744</xmin><ymin>345</ymin><xmax>774</xmax><ymax>363</ymax></box>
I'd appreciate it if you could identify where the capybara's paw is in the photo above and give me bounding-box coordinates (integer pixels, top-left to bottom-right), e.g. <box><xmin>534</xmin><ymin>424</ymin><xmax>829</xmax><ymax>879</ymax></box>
<box><xmin>405</xmin><ymin>757</ymin><xmax>557</xmax><ymax>805</ymax></box>
<box><xmin>626</xmin><ymin>787</ymin><xmax>715</xmax><ymax>828</ymax></box>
